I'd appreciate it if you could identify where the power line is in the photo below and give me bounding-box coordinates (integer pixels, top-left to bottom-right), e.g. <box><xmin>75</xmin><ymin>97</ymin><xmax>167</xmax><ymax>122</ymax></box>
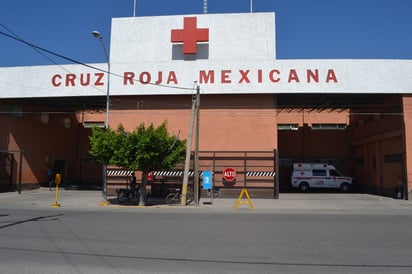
<box><xmin>0</xmin><ymin>30</ymin><xmax>104</xmax><ymax>71</ymax></box>
<box><xmin>0</xmin><ymin>22</ymin><xmax>109</xmax><ymax>96</ymax></box>
<box><xmin>0</xmin><ymin>21</ymin><xmax>73</xmax><ymax>73</ymax></box>
<box><xmin>0</xmin><ymin>30</ymin><xmax>193</xmax><ymax>91</ymax></box>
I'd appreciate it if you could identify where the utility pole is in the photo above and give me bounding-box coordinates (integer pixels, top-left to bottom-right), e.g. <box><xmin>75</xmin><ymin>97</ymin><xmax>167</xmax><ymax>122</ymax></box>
<box><xmin>181</xmin><ymin>88</ymin><xmax>197</xmax><ymax>206</ymax></box>
<box><xmin>194</xmin><ymin>85</ymin><xmax>200</xmax><ymax>205</ymax></box>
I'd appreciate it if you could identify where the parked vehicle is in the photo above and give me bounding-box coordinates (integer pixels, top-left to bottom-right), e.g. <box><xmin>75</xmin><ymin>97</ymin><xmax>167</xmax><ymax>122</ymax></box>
<box><xmin>116</xmin><ymin>172</ymin><xmax>139</xmax><ymax>204</ymax></box>
<box><xmin>165</xmin><ymin>188</ymin><xmax>194</xmax><ymax>205</ymax></box>
<box><xmin>291</xmin><ymin>163</ymin><xmax>353</xmax><ymax>192</ymax></box>
<box><xmin>116</xmin><ymin>186</ymin><xmax>140</xmax><ymax>204</ymax></box>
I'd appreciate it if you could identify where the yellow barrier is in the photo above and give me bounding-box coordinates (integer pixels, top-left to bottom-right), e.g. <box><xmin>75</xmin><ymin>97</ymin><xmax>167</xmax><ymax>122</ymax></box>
<box><xmin>234</xmin><ymin>188</ymin><xmax>254</xmax><ymax>210</ymax></box>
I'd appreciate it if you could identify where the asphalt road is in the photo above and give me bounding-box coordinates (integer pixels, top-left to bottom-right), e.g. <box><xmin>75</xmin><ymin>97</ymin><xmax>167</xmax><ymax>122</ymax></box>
<box><xmin>1</xmin><ymin>207</ymin><xmax>412</xmax><ymax>274</ymax></box>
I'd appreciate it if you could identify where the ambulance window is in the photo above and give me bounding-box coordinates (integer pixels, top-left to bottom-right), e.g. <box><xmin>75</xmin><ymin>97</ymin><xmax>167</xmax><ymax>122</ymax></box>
<box><xmin>330</xmin><ymin>170</ymin><xmax>342</xmax><ymax>177</ymax></box>
<box><xmin>313</xmin><ymin>169</ymin><xmax>326</xmax><ymax>176</ymax></box>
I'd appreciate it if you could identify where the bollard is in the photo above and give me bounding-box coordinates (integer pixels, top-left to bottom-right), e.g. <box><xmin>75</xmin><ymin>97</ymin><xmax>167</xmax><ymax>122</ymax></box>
<box><xmin>52</xmin><ymin>173</ymin><xmax>61</xmax><ymax>207</ymax></box>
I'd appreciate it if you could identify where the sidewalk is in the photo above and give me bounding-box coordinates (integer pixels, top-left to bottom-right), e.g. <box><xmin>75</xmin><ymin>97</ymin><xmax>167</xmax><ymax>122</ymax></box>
<box><xmin>1</xmin><ymin>187</ymin><xmax>412</xmax><ymax>213</ymax></box>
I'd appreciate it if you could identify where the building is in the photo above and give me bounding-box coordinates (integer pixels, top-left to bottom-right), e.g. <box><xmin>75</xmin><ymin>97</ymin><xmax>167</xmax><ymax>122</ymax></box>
<box><xmin>1</xmin><ymin>13</ymin><xmax>411</xmax><ymax>198</ymax></box>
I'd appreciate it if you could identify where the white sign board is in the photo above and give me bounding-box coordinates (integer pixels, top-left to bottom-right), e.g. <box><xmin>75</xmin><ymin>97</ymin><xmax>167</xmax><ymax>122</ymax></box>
<box><xmin>1</xmin><ymin>13</ymin><xmax>412</xmax><ymax>98</ymax></box>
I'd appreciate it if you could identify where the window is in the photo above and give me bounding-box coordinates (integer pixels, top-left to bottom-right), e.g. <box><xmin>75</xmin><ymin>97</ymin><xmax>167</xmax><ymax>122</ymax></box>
<box><xmin>1</xmin><ymin>104</ymin><xmax>23</xmax><ymax>118</ymax></box>
<box><xmin>278</xmin><ymin>124</ymin><xmax>299</xmax><ymax>131</ymax></box>
<box><xmin>279</xmin><ymin>158</ymin><xmax>294</xmax><ymax>166</ymax></box>
<box><xmin>313</xmin><ymin>169</ymin><xmax>326</xmax><ymax>176</ymax></box>
<box><xmin>384</xmin><ymin>153</ymin><xmax>402</xmax><ymax>163</ymax></box>
<box><xmin>58</xmin><ymin>117</ymin><xmax>72</xmax><ymax>128</ymax></box>
<box><xmin>33</xmin><ymin>113</ymin><xmax>50</xmax><ymax>124</ymax></box>
<box><xmin>311</xmin><ymin>124</ymin><xmax>347</xmax><ymax>130</ymax></box>
<box><xmin>330</xmin><ymin>170</ymin><xmax>343</xmax><ymax>177</ymax></box>
<box><xmin>83</xmin><ymin>121</ymin><xmax>105</xmax><ymax>128</ymax></box>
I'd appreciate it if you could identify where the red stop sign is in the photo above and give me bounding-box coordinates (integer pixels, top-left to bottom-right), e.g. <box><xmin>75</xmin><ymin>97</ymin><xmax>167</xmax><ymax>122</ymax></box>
<box><xmin>223</xmin><ymin>167</ymin><xmax>236</xmax><ymax>181</ymax></box>
<box><xmin>147</xmin><ymin>172</ymin><xmax>153</xmax><ymax>181</ymax></box>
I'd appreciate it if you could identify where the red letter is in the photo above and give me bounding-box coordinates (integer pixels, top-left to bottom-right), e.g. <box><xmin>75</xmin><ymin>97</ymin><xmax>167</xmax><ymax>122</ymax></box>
<box><xmin>123</xmin><ymin>72</ymin><xmax>135</xmax><ymax>85</ymax></box>
<box><xmin>66</xmin><ymin>74</ymin><xmax>76</xmax><ymax>86</ymax></box>
<box><xmin>139</xmin><ymin>72</ymin><xmax>151</xmax><ymax>84</ymax></box>
<box><xmin>238</xmin><ymin>70</ymin><xmax>250</xmax><ymax>83</ymax></box>
<box><xmin>52</xmin><ymin>74</ymin><xmax>62</xmax><ymax>87</ymax></box>
<box><xmin>166</xmin><ymin>71</ymin><xmax>178</xmax><ymax>84</ymax></box>
<box><xmin>94</xmin><ymin>73</ymin><xmax>104</xmax><ymax>86</ymax></box>
<box><xmin>326</xmin><ymin>69</ymin><xmax>338</xmax><ymax>83</ymax></box>
<box><xmin>307</xmin><ymin>69</ymin><xmax>319</xmax><ymax>83</ymax></box>
<box><xmin>221</xmin><ymin>70</ymin><xmax>232</xmax><ymax>84</ymax></box>
<box><xmin>155</xmin><ymin>71</ymin><xmax>163</xmax><ymax>85</ymax></box>
<box><xmin>258</xmin><ymin>69</ymin><xmax>263</xmax><ymax>83</ymax></box>
<box><xmin>199</xmin><ymin>70</ymin><xmax>214</xmax><ymax>84</ymax></box>
<box><xmin>288</xmin><ymin>69</ymin><xmax>300</xmax><ymax>83</ymax></box>
<box><xmin>269</xmin><ymin>70</ymin><xmax>280</xmax><ymax>83</ymax></box>
<box><xmin>80</xmin><ymin>73</ymin><xmax>91</xmax><ymax>86</ymax></box>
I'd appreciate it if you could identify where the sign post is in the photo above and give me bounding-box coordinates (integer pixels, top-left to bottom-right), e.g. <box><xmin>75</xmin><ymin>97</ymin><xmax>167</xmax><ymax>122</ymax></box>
<box><xmin>202</xmin><ymin>170</ymin><xmax>212</xmax><ymax>205</ymax></box>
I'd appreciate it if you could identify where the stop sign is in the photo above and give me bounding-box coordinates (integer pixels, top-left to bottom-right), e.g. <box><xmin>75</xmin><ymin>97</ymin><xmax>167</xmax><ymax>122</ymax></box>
<box><xmin>223</xmin><ymin>167</ymin><xmax>236</xmax><ymax>181</ymax></box>
<box><xmin>147</xmin><ymin>172</ymin><xmax>153</xmax><ymax>181</ymax></box>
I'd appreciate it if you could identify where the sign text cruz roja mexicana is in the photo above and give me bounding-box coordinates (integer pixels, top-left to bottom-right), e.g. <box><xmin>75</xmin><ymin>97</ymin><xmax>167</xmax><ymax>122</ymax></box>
<box><xmin>51</xmin><ymin>68</ymin><xmax>338</xmax><ymax>87</ymax></box>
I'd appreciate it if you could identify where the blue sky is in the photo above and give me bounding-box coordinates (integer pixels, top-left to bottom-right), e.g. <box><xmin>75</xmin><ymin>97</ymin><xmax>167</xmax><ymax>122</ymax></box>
<box><xmin>0</xmin><ymin>0</ymin><xmax>411</xmax><ymax>67</ymax></box>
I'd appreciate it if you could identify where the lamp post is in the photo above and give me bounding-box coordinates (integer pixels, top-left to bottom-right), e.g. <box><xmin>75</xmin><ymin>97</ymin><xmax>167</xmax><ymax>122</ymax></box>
<box><xmin>92</xmin><ymin>30</ymin><xmax>110</xmax><ymax>204</ymax></box>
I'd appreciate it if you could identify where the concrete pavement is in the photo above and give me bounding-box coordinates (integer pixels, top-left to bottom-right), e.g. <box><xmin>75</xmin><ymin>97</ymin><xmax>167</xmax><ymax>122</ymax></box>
<box><xmin>1</xmin><ymin>187</ymin><xmax>412</xmax><ymax>214</ymax></box>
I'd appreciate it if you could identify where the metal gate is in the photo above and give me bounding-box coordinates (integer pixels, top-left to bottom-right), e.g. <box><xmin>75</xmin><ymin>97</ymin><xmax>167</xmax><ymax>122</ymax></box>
<box><xmin>107</xmin><ymin>150</ymin><xmax>279</xmax><ymax>199</ymax></box>
<box><xmin>148</xmin><ymin>150</ymin><xmax>279</xmax><ymax>199</ymax></box>
<box><xmin>197</xmin><ymin>150</ymin><xmax>279</xmax><ymax>199</ymax></box>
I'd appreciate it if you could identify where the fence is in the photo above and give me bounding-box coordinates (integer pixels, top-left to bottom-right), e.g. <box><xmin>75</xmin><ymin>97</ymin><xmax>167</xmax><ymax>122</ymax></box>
<box><xmin>106</xmin><ymin>150</ymin><xmax>279</xmax><ymax>199</ymax></box>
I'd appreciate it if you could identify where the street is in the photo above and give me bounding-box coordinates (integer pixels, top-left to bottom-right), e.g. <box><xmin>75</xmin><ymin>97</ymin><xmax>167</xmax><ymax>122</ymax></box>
<box><xmin>1</xmin><ymin>206</ymin><xmax>412</xmax><ymax>274</ymax></box>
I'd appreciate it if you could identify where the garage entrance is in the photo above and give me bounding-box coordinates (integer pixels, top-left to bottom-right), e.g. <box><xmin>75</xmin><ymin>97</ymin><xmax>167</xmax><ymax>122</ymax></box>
<box><xmin>277</xmin><ymin>94</ymin><xmax>405</xmax><ymax>197</ymax></box>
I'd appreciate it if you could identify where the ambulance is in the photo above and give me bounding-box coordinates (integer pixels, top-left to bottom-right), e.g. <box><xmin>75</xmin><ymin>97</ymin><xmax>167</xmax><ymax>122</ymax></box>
<box><xmin>291</xmin><ymin>163</ymin><xmax>353</xmax><ymax>192</ymax></box>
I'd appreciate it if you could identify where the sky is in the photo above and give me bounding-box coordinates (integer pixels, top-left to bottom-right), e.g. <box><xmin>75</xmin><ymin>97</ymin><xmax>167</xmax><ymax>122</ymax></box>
<box><xmin>0</xmin><ymin>0</ymin><xmax>411</xmax><ymax>67</ymax></box>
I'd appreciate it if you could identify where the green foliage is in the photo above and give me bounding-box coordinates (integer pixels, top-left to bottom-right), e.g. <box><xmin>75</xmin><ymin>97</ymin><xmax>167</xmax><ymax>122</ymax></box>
<box><xmin>89</xmin><ymin>126</ymin><xmax>117</xmax><ymax>164</ymax></box>
<box><xmin>89</xmin><ymin>121</ymin><xmax>186</xmax><ymax>173</ymax></box>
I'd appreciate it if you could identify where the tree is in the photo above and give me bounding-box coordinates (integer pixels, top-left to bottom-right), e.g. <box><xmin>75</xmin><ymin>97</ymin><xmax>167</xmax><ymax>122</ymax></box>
<box><xmin>89</xmin><ymin>121</ymin><xmax>186</xmax><ymax>205</ymax></box>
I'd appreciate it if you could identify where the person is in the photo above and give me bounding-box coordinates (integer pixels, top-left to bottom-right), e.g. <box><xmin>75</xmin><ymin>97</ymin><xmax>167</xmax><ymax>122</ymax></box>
<box><xmin>395</xmin><ymin>179</ymin><xmax>403</xmax><ymax>199</ymax></box>
<box><xmin>130</xmin><ymin>172</ymin><xmax>137</xmax><ymax>191</ymax></box>
<box><xmin>47</xmin><ymin>165</ymin><xmax>53</xmax><ymax>191</ymax></box>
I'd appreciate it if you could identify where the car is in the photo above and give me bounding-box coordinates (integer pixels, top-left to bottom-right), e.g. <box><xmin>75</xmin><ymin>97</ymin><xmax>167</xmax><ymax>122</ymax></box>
<box><xmin>291</xmin><ymin>163</ymin><xmax>353</xmax><ymax>192</ymax></box>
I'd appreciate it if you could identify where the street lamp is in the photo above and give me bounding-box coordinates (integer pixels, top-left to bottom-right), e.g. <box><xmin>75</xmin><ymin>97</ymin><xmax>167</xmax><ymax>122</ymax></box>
<box><xmin>92</xmin><ymin>30</ymin><xmax>110</xmax><ymax>204</ymax></box>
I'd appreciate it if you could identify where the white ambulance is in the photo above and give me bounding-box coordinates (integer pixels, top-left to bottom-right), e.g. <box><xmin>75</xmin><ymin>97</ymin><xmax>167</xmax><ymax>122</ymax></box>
<box><xmin>291</xmin><ymin>163</ymin><xmax>353</xmax><ymax>192</ymax></box>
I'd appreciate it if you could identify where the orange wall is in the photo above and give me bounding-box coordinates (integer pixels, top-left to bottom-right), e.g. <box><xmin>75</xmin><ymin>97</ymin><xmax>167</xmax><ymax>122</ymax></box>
<box><xmin>0</xmin><ymin>109</ymin><xmax>81</xmax><ymax>188</ymax></box>
<box><xmin>1</xmin><ymin>94</ymin><xmax>410</xmax><ymax>198</ymax></box>
<box><xmin>402</xmin><ymin>96</ymin><xmax>412</xmax><ymax>194</ymax></box>
<box><xmin>100</xmin><ymin>94</ymin><xmax>277</xmax><ymax>151</ymax></box>
<box><xmin>76</xmin><ymin>94</ymin><xmax>278</xmax><ymax>186</ymax></box>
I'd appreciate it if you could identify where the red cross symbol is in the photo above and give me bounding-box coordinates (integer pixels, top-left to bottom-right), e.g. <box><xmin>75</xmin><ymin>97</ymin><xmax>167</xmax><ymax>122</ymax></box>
<box><xmin>171</xmin><ymin>17</ymin><xmax>209</xmax><ymax>54</ymax></box>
